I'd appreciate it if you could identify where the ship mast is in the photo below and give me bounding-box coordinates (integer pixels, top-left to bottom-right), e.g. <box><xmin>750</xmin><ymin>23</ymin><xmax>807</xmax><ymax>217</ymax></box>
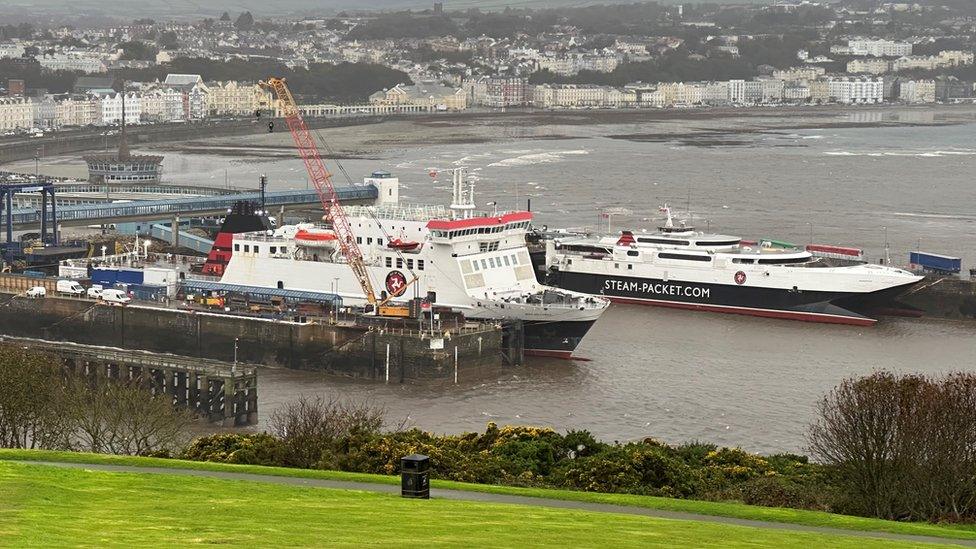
<box><xmin>449</xmin><ymin>167</ymin><xmax>475</xmax><ymax>220</ymax></box>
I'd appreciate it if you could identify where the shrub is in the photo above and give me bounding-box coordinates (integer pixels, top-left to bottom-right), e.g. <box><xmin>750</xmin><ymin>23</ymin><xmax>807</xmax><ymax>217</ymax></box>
<box><xmin>555</xmin><ymin>444</ymin><xmax>692</xmax><ymax>496</ymax></box>
<box><xmin>269</xmin><ymin>394</ymin><xmax>388</xmax><ymax>468</ymax></box>
<box><xmin>181</xmin><ymin>433</ymin><xmax>285</xmax><ymax>466</ymax></box>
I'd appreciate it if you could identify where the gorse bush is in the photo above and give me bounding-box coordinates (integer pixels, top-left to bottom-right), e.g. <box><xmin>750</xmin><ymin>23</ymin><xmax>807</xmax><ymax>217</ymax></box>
<box><xmin>178</xmin><ymin>418</ymin><xmax>835</xmax><ymax>511</ymax></box>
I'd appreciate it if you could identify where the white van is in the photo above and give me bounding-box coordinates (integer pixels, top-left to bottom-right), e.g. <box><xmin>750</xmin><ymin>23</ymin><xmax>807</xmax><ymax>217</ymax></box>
<box><xmin>87</xmin><ymin>285</ymin><xmax>104</xmax><ymax>299</ymax></box>
<box><xmin>101</xmin><ymin>289</ymin><xmax>131</xmax><ymax>305</ymax></box>
<box><xmin>26</xmin><ymin>286</ymin><xmax>46</xmax><ymax>298</ymax></box>
<box><xmin>56</xmin><ymin>280</ymin><xmax>85</xmax><ymax>296</ymax></box>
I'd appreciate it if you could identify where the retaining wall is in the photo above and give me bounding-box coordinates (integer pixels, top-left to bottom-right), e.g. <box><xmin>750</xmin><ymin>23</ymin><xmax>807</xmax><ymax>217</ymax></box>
<box><xmin>0</xmin><ymin>293</ymin><xmax>503</xmax><ymax>382</ymax></box>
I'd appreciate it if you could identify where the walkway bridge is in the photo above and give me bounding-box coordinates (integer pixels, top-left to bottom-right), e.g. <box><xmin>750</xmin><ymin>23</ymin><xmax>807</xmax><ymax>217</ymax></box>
<box><xmin>10</xmin><ymin>184</ymin><xmax>378</xmax><ymax>228</ymax></box>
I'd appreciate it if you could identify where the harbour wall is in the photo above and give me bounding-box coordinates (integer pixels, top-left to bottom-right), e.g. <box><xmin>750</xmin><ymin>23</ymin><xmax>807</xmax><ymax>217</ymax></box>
<box><xmin>0</xmin><ymin>293</ymin><xmax>502</xmax><ymax>382</ymax></box>
<box><xmin>900</xmin><ymin>276</ymin><xmax>976</xmax><ymax>321</ymax></box>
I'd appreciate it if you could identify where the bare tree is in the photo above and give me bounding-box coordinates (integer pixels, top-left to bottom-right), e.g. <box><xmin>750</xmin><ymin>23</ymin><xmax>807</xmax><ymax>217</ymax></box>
<box><xmin>0</xmin><ymin>345</ymin><xmax>73</xmax><ymax>450</ymax></box>
<box><xmin>810</xmin><ymin>371</ymin><xmax>976</xmax><ymax>522</ymax></box>
<box><xmin>269</xmin><ymin>394</ymin><xmax>388</xmax><ymax>468</ymax></box>
<box><xmin>66</xmin><ymin>378</ymin><xmax>192</xmax><ymax>456</ymax></box>
<box><xmin>808</xmin><ymin>371</ymin><xmax>905</xmax><ymax>519</ymax></box>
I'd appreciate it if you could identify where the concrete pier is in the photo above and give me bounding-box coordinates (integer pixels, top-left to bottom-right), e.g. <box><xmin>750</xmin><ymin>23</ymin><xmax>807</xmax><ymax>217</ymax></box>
<box><xmin>0</xmin><ymin>292</ymin><xmax>505</xmax><ymax>382</ymax></box>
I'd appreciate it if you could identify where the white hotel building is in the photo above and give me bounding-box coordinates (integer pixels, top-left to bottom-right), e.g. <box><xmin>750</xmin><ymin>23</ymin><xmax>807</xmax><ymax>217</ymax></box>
<box><xmin>828</xmin><ymin>77</ymin><xmax>884</xmax><ymax>104</ymax></box>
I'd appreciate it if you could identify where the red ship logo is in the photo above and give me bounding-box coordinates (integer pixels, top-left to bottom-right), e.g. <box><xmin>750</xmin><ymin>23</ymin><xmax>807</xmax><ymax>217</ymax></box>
<box><xmin>385</xmin><ymin>270</ymin><xmax>408</xmax><ymax>297</ymax></box>
<box><xmin>734</xmin><ymin>271</ymin><xmax>747</xmax><ymax>285</ymax></box>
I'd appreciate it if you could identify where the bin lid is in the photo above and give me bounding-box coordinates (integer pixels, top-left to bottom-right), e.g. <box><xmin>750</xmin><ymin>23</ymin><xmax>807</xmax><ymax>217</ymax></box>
<box><xmin>402</xmin><ymin>453</ymin><xmax>429</xmax><ymax>462</ymax></box>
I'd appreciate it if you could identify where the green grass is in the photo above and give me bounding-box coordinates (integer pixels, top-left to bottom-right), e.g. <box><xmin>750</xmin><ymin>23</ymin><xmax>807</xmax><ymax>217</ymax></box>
<box><xmin>0</xmin><ymin>460</ymin><xmax>951</xmax><ymax>548</ymax></box>
<box><xmin>2</xmin><ymin>449</ymin><xmax>976</xmax><ymax>543</ymax></box>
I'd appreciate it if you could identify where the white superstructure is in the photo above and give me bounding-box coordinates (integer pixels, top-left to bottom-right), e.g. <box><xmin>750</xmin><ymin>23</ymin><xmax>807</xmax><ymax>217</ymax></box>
<box><xmin>220</xmin><ymin>169</ymin><xmax>608</xmax><ymax>358</ymax></box>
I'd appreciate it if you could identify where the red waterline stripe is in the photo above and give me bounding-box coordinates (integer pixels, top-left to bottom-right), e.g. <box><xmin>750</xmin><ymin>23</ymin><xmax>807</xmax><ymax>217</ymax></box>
<box><xmin>524</xmin><ymin>348</ymin><xmax>575</xmax><ymax>360</ymax></box>
<box><xmin>607</xmin><ymin>296</ymin><xmax>877</xmax><ymax>326</ymax></box>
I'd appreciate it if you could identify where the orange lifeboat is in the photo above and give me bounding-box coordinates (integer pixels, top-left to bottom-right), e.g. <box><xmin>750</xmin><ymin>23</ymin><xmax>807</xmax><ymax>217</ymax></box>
<box><xmin>388</xmin><ymin>238</ymin><xmax>420</xmax><ymax>251</ymax></box>
<box><xmin>295</xmin><ymin>229</ymin><xmax>338</xmax><ymax>248</ymax></box>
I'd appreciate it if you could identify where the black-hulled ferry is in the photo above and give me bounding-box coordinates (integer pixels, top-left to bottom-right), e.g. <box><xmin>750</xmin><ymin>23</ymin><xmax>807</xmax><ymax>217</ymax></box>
<box><xmin>539</xmin><ymin>206</ymin><xmax>922</xmax><ymax>326</ymax></box>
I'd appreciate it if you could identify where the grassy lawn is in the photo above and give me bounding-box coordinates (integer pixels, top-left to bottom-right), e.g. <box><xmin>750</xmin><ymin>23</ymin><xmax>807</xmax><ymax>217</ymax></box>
<box><xmin>2</xmin><ymin>449</ymin><xmax>975</xmax><ymax>543</ymax></box>
<box><xmin>0</xmin><ymin>460</ymin><xmax>951</xmax><ymax>548</ymax></box>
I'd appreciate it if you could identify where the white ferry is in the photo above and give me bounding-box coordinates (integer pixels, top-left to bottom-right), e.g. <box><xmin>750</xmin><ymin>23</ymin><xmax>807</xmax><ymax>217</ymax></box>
<box><xmin>220</xmin><ymin>170</ymin><xmax>609</xmax><ymax>358</ymax></box>
<box><xmin>539</xmin><ymin>206</ymin><xmax>922</xmax><ymax>326</ymax></box>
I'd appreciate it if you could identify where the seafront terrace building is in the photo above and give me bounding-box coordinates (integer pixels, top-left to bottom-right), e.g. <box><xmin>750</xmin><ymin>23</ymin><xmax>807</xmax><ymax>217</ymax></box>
<box><xmin>0</xmin><ymin>97</ymin><xmax>33</xmax><ymax>131</ymax></box>
<box><xmin>828</xmin><ymin>77</ymin><xmax>884</xmax><ymax>104</ymax></box>
<box><xmin>368</xmin><ymin>81</ymin><xmax>466</xmax><ymax>111</ymax></box>
<box><xmin>206</xmin><ymin>81</ymin><xmax>272</xmax><ymax>116</ymax></box>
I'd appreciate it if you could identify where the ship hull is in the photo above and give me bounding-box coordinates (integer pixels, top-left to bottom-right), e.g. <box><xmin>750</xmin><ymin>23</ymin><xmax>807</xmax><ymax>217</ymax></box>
<box><xmin>522</xmin><ymin>319</ymin><xmax>598</xmax><ymax>359</ymax></box>
<box><xmin>548</xmin><ymin>270</ymin><xmax>919</xmax><ymax>326</ymax></box>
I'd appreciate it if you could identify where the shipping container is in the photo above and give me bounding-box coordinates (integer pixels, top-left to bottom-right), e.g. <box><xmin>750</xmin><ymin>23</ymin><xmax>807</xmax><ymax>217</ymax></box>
<box><xmin>128</xmin><ymin>284</ymin><xmax>168</xmax><ymax>301</ymax></box>
<box><xmin>910</xmin><ymin>251</ymin><xmax>961</xmax><ymax>274</ymax></box>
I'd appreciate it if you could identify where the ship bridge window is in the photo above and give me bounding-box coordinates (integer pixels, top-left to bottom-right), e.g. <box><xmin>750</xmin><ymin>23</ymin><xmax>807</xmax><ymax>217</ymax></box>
<box><xmin>270</xmin><ymin>246</ymin><xmax>277</xmax><ymax>254</ymax></box>
<box><xmin>562</xmin><ymin>245</ymin><xmax>611</xmax><ymax>254</ymax></box>
<box><xmin>757</xmin><ymin>257</ymin><xmax>810</xmax><ymax>265</ymax></box>
<box><xmin>234</xmin><ymin>244</ymin><xmax>240</xmax><ymax>252</ymax></box>
<box><xmin>697</xmin><ymin>240</ymin><xmax>740</xmax><ymax>247</ymax></box>
<box><xmin>732</xmin><ymin>258</ymin><xmax>755</xmax><ymax>264</ymax></box>
<box><xmin>638</xmin><ymin>238</ymin><xmax>690</xmax><ymax>246</ymax></box>
<box><xmin>244</xmin><ymin>245</ymin><xmax>250</xmax><ymax>253</ymax></box>
<box><xmin>479</xmin><ymin>241</ymin><xmax>500</xmax><ymax>252</ymax></box>
<box><xmin>627</xmin><ymin>250</ymin><xmax>639</xmax><ymax>257</ymax></box>
<box><xmin>658</xmin><ymin>252</ymin><xmax>711</xmax><ymax>262</ymax></box>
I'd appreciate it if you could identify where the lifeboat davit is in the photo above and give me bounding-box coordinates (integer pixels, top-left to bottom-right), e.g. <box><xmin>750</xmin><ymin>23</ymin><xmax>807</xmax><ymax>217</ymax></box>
<box><xmin>295</xmin><ymin>229</ymin><xmax>338</xmax><ymax>248</ymax></box>
<box><xmin>388</xmin><ymin>238</ymin><xmax>420</xmax><ymax>251</ymax></box>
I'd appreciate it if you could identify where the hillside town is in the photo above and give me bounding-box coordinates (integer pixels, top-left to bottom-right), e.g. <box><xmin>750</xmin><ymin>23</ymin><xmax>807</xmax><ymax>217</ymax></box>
<box><xmin>2</xmin><ymin>1</ymin><xmax>976</xmax><ymax>133</ymax></box>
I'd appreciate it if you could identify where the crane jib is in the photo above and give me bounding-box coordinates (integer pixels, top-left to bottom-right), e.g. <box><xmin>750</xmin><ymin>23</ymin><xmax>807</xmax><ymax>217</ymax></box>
<box><xmin>265</xmin><ymin>77</ymin><xmax>379</xmax><ymax>304</ymax></box>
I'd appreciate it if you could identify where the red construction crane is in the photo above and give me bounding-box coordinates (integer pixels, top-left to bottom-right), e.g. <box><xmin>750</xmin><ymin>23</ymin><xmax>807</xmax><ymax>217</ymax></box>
<box><xmin>261</xmin><ymin>77</ymin><xmax>379</xmax><ymax>305</ymax></box>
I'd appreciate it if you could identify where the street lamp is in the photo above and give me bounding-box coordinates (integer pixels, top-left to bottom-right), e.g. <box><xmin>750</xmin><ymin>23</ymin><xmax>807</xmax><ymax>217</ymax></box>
<box><xmin>233</xmin><ymin>337</ymin><xmax>239</xmax><ymax>375</ymax></box>
<box><xmin>333</xmin><ymin>277</ymin><xmax>340</xmax><ymax>322</ymax></box>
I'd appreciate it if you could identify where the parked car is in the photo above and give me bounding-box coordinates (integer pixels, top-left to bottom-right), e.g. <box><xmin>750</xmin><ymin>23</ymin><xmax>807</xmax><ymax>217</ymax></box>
<box><xmin>26</xmin><ymin>286</ymin><xmax>46</xmax><ymax>298</ymax></box>
<box><xmin>100</xmin><ymin>289</ymin><xmax>131</xmax><ymax>305</ymax></box>
<box><xmin>56</xmin><ymin>279</ymin><xmax>85</xmax><ymax>296</ymax></box>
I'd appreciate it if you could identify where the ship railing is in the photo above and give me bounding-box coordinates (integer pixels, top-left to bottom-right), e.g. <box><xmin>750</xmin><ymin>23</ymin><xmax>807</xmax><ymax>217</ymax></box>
<box><xmin>235</xmin><ymin>233</ymin><xmax>288</xmax><ymax>243</ymax></box>
<box><xmin>346</xmin><ymin>204</ymin><xmax>451</xmax><ymax>222</ymax></box>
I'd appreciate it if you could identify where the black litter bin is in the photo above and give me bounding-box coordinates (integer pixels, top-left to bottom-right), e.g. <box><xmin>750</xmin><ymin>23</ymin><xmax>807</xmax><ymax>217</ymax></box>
<box><xmin>401</xmin><ymin>454</ymin><xmax>430</xmax><ymax>499</ymax></box>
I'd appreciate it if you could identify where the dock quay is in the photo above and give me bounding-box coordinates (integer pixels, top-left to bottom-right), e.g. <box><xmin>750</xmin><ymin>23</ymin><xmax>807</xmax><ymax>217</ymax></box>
<box><xmin>0</xmin><ymin>291</ymin><xmax>509</xmax><ymax>383</ymax></box>
<box><xmin>899</xmin><ymin>276</ymin><xmax>976</xmax><ymax>321</ymax></box>
<box><xmin>0</xmin><ymin>335</ymin><xmax>257</xmax><ymax>426</ymax></box>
